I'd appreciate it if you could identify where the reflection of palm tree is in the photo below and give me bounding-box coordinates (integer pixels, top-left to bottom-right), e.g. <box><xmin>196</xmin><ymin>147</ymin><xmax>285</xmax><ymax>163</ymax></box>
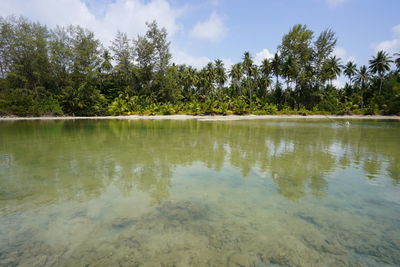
<box><xmin>4</xmin><ymin>119</ymin><xmax>400</xmax><ymax>204</ymax></box>
<box><xmin>270</xmin><ymin>149</ymin><xmax>334</xmax><ymax>200</ymax></box>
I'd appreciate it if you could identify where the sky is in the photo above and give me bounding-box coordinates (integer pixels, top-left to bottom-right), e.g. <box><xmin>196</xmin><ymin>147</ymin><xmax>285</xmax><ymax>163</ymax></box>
<box><xmin>1</xmin><ymin>0</ymin><xmax>399</xmax><ymax>73</ymax></box>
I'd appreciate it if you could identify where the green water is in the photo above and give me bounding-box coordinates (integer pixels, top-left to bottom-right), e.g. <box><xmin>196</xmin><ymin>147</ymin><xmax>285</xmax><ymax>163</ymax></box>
<box><xmin>0</xmin><ymin>119</ymin><xmax>399</xmax><ymax>266</ymax></box>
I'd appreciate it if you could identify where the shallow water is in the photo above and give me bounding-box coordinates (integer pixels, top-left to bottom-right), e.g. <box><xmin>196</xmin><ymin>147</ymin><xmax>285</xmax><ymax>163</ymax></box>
<box><xmin>0</xmin><ymin>119</ymin><xmax>399</xmax><ymax>266</ymax></box>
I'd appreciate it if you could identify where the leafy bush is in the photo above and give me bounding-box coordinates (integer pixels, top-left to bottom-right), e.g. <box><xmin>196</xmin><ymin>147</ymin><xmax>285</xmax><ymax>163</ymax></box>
<box><xmin>263</xmin><ymin>103</ymin><xmax>278</xmax><ymax>114</ymax></box>
<box><xmin>232</xmin><ymin>97</ymin><xmax>249</xmax><ymax>114</ymax></box>
<box><xmin>108</xmin><ymin>97</ymin><xmax>128</xmax><ymax>115</ymax></box>
<box><xmin>0</xmin><ymin>88</ymin><xmax>63</xmax><ymax>116</ymax></box>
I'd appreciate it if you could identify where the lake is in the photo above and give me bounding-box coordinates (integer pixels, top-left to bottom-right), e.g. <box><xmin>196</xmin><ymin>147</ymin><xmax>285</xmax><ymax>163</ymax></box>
<box><xmin>0</xmin><ymin>119</ymin><xmax>399</xmax><ymax>266</ymax></box>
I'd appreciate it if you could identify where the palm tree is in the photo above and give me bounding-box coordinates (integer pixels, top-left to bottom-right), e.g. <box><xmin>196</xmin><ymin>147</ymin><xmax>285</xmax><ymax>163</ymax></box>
<box><xmin>271</xmin><ymin>53</ymin><xmax>281</xmax><ymax>86</ymax></box>
<box><xmin>368</xmin><ymin>50</ymin><xmax>392</xmax><ymax>94</ymax></box>
<box><xmin>354</xmin><ymin>65</ymin><xmax>370</xmax><ymax>108</ymax></box>
<box><xmin>179</xmin><ymin>65</ymin><xmax>197</xmax><ymax>99</ymax></box>
<box><xmin>344</xmin><ymin>61</ymin><xmax>357</xmax><ymax>87</ymax></box>
<box><xmin>204</xmin><ymin>62</ymin><xmax>215</xmax><ymax>94</ymax></box>
<box><xmin>281</xmin><ymin>55</ymin><xmax>299</xmax><ymax>90</ymax></box>
<box><xmin>355</xmin><ymin>65</ymin><xmax>370</xmax><ymax>88</ymax></box>
<box><xmin>394</xmin><ymin>52</ymin><xmax>400</xmax><ymax>72</ymax></box>
<box><xmin>100</xmin><ymin>50</ymin><xmax>113</xmax><ymax>73</ymax></box>
<box><xmin>229</xmin><ymin>63</ymin><xmax>243</xmax><ymax>97</ymax></box>
<box><xmin>242</xmin><ymin>52</ymin><xmax>255</xmax><ymax>108</ymax></box>
<box><xmin>323</xmin><ymin>56</ymin><xmax>342</xmax><ymax>86</ymax></box>
<box><xmin>260</xmin><ymin>58</ymin><xmax>272</xmax><ymax>93</ymax></box>
<box><xmin>214</xmin><ymin>59</ymin><xmax>226</xmax><ymax>94</ymax></box>
<box><xmin>242</xmin><ymin>52</ymin><xmax>253</xmax><ymax>75</ymax></box>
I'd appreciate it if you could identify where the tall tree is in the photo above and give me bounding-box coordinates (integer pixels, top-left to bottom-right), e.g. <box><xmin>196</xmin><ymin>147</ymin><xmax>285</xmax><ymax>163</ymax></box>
<box><xmin>271</xmin><ymin>53</ymin><xmax>281</xmax><ymax>87</ymax></box>
<box><xmin>322</xmin><ymin>56</ymin><xmax>342</xmax><ymax>86</ymax></box>
<box><xmin>134</xmin><ymin>21</ymin><xmax>171</xmax><ymax>74</ymax></box>
<box><xmin>313</xmin><ymin>29</ymin><xmax>337</xmax><ymax>87</ymax></box>
<box><xmin>354</xmin><ymin>65</ymin><xmax>370</xmax><ymax>108</ymax></box>
<box><xmin>134</xmin><ymin>21</ymin><xmax>171</xmax><ymax>98</ymax></box>
<box><xmin>110</xmin><ymin>31</ymin><xmax>132</xmax><ymax>83</ymax></box>
<box><xmin>229</xmin><ymin>63</ymin><xmax>243</xmax><ymax>97</ymax></box>
<box><xmin>214</xmin><ymin>59</ymin><xmax>226</xmax><ymax>94</ymax></box>
<box><xmin>278</xmin><ymin>24</ymin><xmax>314</xmax><ymax>105</ymax></box>
<box><xmin>281</xmin><ymin>55</ymin><xmax>299</xmax><ymax>90</ymax></box>
<box><xmin>344</xmin><ymin>61</ymin><xmax>357</xmax><ymax>87</ymax></box>
<box><xmin>242</xmin><ymin>52</ymin><xmax>255</xmax><ymax>108</ymax></box>
<box><xmin>394</xmin><ymin>52</ymin><xmax>400</xmax><ymax>72</ymax></box>
<box><xmin>49</xmin><ymin>26</ymin><xmax>73</xmax><ymax>89</ymax></box>
<box><xmin>68</xmin><ymin>25</ymin><xmax>101</xmax><ymax>78</ymax></box>
<box><xmin>260</xmin><ymin>58</ymin><xmax>272</xmax><ymax>93</ymax></box>
<box><xmin>3</xmin><ymin>16</ymin><xmax>51</xmax><ymax>91</ymax></box>
<box><xmin>369</xmin><ymin>50</ymin><xmax>392</xmax><ymax>94</ymax></box>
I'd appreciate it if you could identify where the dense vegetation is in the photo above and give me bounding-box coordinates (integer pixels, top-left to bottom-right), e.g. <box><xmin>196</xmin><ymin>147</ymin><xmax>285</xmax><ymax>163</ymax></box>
<box><xmin>1</xmin><ymin>16</ymin><xmax>399</xmax><ymax>116</ymax></box>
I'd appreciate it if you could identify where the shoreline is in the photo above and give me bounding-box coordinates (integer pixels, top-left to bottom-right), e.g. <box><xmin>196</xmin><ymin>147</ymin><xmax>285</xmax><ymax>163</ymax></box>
<box><xmin>1</xmin><ymin>114</ymin><xmax>399</xmax><ymax>121</ymax></box>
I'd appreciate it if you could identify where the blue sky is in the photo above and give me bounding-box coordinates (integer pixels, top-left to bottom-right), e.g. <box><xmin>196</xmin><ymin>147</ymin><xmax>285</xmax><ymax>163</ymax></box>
<box><xmin>1</xmin><ymin>0</ymin><xmax>399</xmax><ymax>70</ymax></box>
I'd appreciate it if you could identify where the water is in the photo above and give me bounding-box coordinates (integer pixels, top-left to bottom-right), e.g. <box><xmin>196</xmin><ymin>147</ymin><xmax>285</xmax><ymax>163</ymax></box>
<box><xmin>0</xmin><ymin>119</ymin><xmax>399</xmax><ymax>266</ymax></box>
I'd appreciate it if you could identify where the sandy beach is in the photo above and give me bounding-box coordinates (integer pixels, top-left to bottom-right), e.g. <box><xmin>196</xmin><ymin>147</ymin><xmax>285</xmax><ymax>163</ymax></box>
<box><xmin>0</xmin><ymin>114</ymin><xmax>399</xmax><ymax>121</ymax></box>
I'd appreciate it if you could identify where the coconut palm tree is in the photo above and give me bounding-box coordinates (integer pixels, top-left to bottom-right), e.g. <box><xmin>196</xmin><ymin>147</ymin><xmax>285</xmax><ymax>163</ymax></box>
<box><xmin>179</xmin><ymin>65</ymin><xmax>198</xmax><ymax>99</ymax></box>
<box><xmin>242</xmin><ymin>52</ymin><xmax>255</xmax><ymax>108</ymax></box>
<box><xmin>355</xmin><ymin>65</ymin><xmax>370</xmax><ymax>88</ymax></box>
<box><xmin>394</xmin><ymin>52</ymin><xmax>400</xmax><ymax>72</ymax></box>
<box><xmin>229</xmin><ymin>63</ymin><xmax>243</xmax><ymax>97</ymax></box>
<box><xmin>281</xmin><ymin>55</ymin><xmax>299</xmax><ymax>90</ymax></box>
<box><xmin>242</xmin><ymin>52</ymin><xmax>253</xmax><ymax>76</ymax></box>
<box><xmin>260</xmin><ymin>58</ymin><xmax>272</xmax><ymax>92</ymax></box>
<box><xmin>100</xmin><ymin>50</ymin><xmax>113</xmax><ymax>73</ymax></box>
<box><xmin>204</xmin><ymin>62</ymin><xmax>215</xmax><ymax>94</ymax></box>
<box><xmin>214</xmin><ymin>59</ymin><xmax>226</xmax><ymax>94</ymax></box>
<box><xmin>322</xmin><ymin>56</ymin><xmax>342</xmax><ymax>86</ymax></box>
<box><xmin>271</xmin><ymin>53</ymin><xmax>281</xmax><ymax>86</ymax></box>
<box><xmin>354</xmin><ymin>65</ymin><xmax>370</xmax><ymax>108</ymax></box>
<box><xmin>344</xmin><ymin>61</ymin><xmax>357</xmax><ymax>87</ymax></box>
<box><xmin>369</xmin><ymin>50</ymin><xmax>392</xmax><ymax>94</ymax></box>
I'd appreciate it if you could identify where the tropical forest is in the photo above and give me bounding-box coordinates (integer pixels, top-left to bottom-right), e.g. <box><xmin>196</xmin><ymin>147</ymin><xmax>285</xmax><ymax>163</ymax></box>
<box><xmin>1</xmin><ymin>16</ymin><xmax>399</xmax><ymax>117</ymax></box>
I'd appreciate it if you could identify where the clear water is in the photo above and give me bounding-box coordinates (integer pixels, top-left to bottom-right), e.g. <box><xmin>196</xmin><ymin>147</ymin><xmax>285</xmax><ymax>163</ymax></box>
<box><xmin>0</xmin><ymin>119</ymin><xmax>399</xmax><ymax>266</ymax></box>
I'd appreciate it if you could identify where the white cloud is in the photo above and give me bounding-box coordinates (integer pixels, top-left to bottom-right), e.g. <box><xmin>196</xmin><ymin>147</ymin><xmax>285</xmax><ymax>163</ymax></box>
<box><xmin>222</xmin><ymin>58</ymin><xmax>234</xmax><ymax>70</ymax></box>
<box><xmin>393</xmin><ymin>25</ymin><xmax>400</xmax><ymax>37</ymax></box>
<box><xmin>189</xmin><ymin>12</ymin><xmax>227</xmax><ymax>42</ymax></box>
<box><xmin>326</xmin><ymin>0</ymin><xmax>348</xmax><ymax>8</ymax></box>
<box><xmin>172</xmin><ymin>50</ymin><xmax>211</xmax><ymax>69</ymax></box>
<box><xmin>1</xmin><ymin>0</ymin><xmax>96</xmax><ymax>28</ymax></box>
<box><xmin>372</xmin><ymin>24</ymin><xmax>400</xmax><ymax>54</ymax></box>
<box><xmin>332</xmin><ymin>78</ymin><xmax>344</xmax><ymax>88</ymax></box>
<box><xmin>0</xmin><ymin>0</ymin><xmax>183</xmax><ymax>45</ymax></box>
<box><xmin>254</xmin><ymin>48</ymin><xmax>274</xmax><ymax>65</ymax></box>
<box><xmin>209</xmin><ymin>0</ymin><xmax>222</xmax><ymax>6</ymax></box>
<box><xmin>333</xmin><ymin>47</ymin><xmax>356</xmax><ymax>63</ymax></box>
<box><xmin>171</xmin><ymin>48</ymin><xmax>234</xmax><ymax>70</ymax></box>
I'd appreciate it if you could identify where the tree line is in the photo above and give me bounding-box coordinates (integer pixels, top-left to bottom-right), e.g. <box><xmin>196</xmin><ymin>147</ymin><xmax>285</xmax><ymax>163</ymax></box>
<box><xmin>0</xmin><ymin>16</ymin><xmax>399</xmax><ymax>116</ymax></box>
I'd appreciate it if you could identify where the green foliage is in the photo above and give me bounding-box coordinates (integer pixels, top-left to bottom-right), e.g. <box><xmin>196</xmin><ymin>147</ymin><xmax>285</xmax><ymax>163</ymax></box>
<box><xmin>108</xmin><ymin>96</ymin><xmax>128</xmax><ymax>115</ymax></box>
<box><xmin>0</xmin><ymin>88</ymin><xmax>62</xmax><ymax>115</ymax></box>
<box><xmin>0</xmin><ymin>16</ymin><xmax>399</xmax><ymax>116</ymax></box>
<box><xmin>232</xmin><ymin>97</ymin><xmax>249</xmax><ymax>114</ymax></box>
<box><xmin>160</xmin><ymin>103</ymin><xmax>177</xmax><ymax>115</ymax></box>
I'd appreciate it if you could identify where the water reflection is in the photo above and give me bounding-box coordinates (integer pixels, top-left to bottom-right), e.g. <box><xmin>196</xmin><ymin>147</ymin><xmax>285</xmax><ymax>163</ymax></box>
<box><xmin>0</xmin><ymin>119</ymin><xmax>399</xmax><ymax>205</ymax></box>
